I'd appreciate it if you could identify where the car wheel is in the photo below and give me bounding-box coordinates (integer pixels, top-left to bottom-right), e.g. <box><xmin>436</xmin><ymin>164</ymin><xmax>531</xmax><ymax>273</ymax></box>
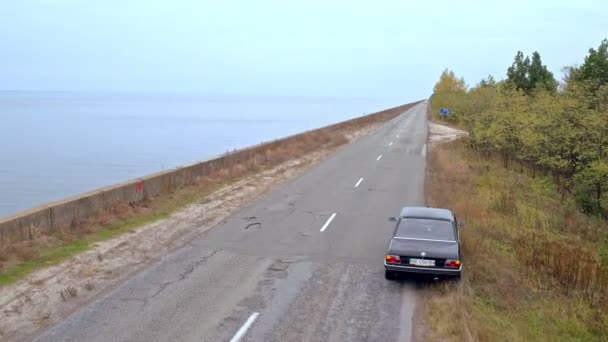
<box><xmin>385</xmin><ymin>270</ymin><xmax>397</xmax><ymax>280</ymax></box>
<box><xmin>452</xmin><ymin>274</ymin><xmax>461</xmax><ymax>282</ymax></box>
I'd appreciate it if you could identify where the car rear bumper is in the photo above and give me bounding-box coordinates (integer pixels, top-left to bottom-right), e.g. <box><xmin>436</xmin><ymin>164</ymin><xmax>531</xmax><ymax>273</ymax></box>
<box><xmin>384</xmin><ymin>262</ymin><xmax>461</xmax><ymax>276</ymax></box>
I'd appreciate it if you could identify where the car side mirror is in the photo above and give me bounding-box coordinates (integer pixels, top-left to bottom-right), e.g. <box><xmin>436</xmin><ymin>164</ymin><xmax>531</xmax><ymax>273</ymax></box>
<box><xmin>388</xmin><ymin>217</ymin><xmax>398</xmax><ymax>222</ymax></box>
<box><xmin>457</xmin><ymin>220</ymin><xmax>465</xmax><ymax>228</ymax></box>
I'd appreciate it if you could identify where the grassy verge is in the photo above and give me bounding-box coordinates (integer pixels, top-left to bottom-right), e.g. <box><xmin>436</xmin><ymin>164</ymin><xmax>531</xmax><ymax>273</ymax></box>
<box><xmin>0</xmin><ymin>182</ymin><xmax>224</xmax><ymax>286</ymax></box>
<box><xmin>424</xmin><ymin>140</ymin><xmax>608</xmax><ymax>341</ymax></box>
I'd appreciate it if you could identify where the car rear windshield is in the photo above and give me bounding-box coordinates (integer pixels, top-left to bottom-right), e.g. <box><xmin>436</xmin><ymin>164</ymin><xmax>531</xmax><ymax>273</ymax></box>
<box><xmin>396</xmin><ymin>218</ymin><xmax>455</xmax><ymax>241</ymax></box>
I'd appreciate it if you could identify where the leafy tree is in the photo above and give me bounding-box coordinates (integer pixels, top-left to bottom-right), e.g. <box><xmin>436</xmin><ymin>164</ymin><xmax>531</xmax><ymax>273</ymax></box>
<box><xmin>569</xmin><ymin>39</ymin><xmax>608</xmax><ymax>109</ymax></box>
<box><xmin>485</xmin><ymin>87</ymin><xmax>527</xmax><ymax>167</ymax></box>
<box><xmin>560</xmin><ymin>65</ymin><xmax>580</xmax><ymax>92</ymax></box>
<box><xmin>477</xmin><ymin>75</ymin><xmax>497</xmax><ymax>88</ymax></box>
<box><xmin>430</xmin><ymin>38</ymin><xmax>608</xmax><ymax>217</ymax></box>
<box><xmin>433</xmin><ymin>69</ymin><xmax>467</xmax><ymax>94</ymax></box>
<box><xmin>575</xmin><ymin>160</ymin><xmax>608</xmax><ymax>215</ymax></box>
<box><xmin>430</xmin><ymin>69</ymin><xmax>467</xmax><ymax>121</ymax></box>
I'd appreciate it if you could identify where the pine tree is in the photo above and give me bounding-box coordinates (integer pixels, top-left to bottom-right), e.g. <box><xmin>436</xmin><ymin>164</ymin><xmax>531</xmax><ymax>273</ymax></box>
<box><xmin>577</xmin><ymin>39</ymin><xmax>608</xmax><ymax>92</ymax></box>
<box><xmin>507</xmin><ymin>51</ymin><xmax>556</xmax><ymax>94</ymax></box>
<box><xmin>506</xmin><ymin>51</ymin><xmax>530</xmax><ymax>92</ymax></box>
<box><xmin>528</xmin><ymin>51</ymin><xmax>557</xmax><ymax>92</ymax></box>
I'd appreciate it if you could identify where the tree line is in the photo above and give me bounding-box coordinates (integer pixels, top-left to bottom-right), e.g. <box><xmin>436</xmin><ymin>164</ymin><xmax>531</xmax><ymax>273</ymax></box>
<box><xmin>430</xmin><ymin>39</ymin><xmax>608</xmax><ymax>217</ymax></box>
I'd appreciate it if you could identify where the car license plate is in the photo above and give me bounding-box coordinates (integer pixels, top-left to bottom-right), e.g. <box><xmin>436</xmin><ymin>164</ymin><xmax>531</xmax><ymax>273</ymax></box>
<box><xmin>409</xmin><ymin>258</ymin><xmax>435</xmax><ymax>267</ymax></box>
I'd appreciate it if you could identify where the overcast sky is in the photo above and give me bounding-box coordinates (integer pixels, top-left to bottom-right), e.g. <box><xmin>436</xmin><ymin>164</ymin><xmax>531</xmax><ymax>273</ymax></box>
<box><xmin>1</xmin><ymin>0</ymin><xmax>607</xmax><ymax>101</ymax></box>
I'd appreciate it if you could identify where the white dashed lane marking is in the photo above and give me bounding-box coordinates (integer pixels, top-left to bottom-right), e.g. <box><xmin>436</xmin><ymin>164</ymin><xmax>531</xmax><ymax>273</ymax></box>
<box><xmin>230</xmin><ymin>312</ymin><xmax>260</xmax><ymax>342</ymax></box>
<box><xmin>320</xmin><ymin>213</ymin><xmax>337</xmax><ymax>232</ymax></box>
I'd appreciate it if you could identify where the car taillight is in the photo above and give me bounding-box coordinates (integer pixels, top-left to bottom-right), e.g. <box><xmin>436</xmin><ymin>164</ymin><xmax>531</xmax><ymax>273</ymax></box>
<box><xmin>386</xmin><ymin>255</ymin><xmax>401</xmax><ymax>264</ymax></box>
<box><xmin>445</xmin><ymin>259</ymin><xmax>461</xmax><ymax>268</ymax></box>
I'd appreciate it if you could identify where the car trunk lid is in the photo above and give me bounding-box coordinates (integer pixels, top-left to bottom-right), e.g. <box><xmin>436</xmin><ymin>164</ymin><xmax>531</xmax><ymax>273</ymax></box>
<box><xmin>388</xmin><ymin>237</ymin><xmax>459</xmax><ymax>260</ymax></box>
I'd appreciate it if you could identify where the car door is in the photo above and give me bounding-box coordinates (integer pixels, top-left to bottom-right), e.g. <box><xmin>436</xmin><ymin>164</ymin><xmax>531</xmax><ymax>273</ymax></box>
<box><xmin>453</xmin><ymin>214</ymin><xmax>462</xmax><ymax>259</ymax></box>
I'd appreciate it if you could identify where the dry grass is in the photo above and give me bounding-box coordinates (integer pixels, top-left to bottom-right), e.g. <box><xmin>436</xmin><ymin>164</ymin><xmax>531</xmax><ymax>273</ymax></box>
<box><xmin>32</xmin><ymin>312</ymin><xmax>52</xmax><ymax>328</ymax></box>
<box><xmin>0</xmin><ymin>102</ymin><xmax>419</xmax><ymax>286</ymax></box>
<box><xmin>516</xmin><ymin>235</ymin><xmax>608</xmax><ymax>306</ymax></box>
<box><xmin>59</xmin><ymin>286</ymin><xmax>78</xmax><ymax>301</ymax></box>
<box><xmin>423</xmin><ymin>140</ymin><xmax>608</xmax><ymax>341</ymax></box>
<box><xmin>84</xmin><ymin>280</ymin><xmax>95</xmax><ymax>291</ymax></box>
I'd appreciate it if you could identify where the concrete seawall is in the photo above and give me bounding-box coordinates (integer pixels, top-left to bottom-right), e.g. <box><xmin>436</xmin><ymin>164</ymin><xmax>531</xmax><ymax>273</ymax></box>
<box><xmin>0</xmin><ymin>101</ymin><xmax>420</xmax><ymax>248</ymax></box>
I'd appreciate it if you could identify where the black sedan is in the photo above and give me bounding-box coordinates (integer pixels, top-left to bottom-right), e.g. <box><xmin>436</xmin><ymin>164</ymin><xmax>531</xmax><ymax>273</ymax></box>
<box><xmin>384</xmin><ymin>206</ymin><xmax>463</xmax><ymax>280</ymax></box>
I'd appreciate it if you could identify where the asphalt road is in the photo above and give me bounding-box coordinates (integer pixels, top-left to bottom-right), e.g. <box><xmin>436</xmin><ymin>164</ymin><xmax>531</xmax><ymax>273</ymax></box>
<box><xmin>36</xmin><ymin>102</ymin><xmax>429</xmax><ymax>342</ymax></box>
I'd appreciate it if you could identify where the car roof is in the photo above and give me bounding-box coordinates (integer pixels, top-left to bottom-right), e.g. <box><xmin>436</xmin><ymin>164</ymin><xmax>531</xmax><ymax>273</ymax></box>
<box><xmin>399</xmin><ymin>206</ymin><xmax>454</xmax><ymax>221</ymax></box>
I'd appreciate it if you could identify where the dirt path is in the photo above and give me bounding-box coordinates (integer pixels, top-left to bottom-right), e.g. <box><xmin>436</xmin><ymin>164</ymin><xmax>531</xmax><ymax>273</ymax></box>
<box><xmin>428</xmin><ymin>122</ymin><xmax>468</xmax><ymax>148</ymax></box>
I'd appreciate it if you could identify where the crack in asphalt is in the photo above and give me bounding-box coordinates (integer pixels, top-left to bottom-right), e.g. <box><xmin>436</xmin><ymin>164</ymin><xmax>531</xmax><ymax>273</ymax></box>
<box><xmin>245</xmin><ymin>222</ymin><xmax>262</xmax><ymax>230</ymax></box>
<box><xmin>304</xmin><ymin>210</ymin><xmax>324</xmax><ymax>220</ymax></box>
<box><xmin>140</xmin><ymin>250</ymin><xmax>219</xmax><ymax>307</ymax></box>
<box><xmin>107</xmin><ymin>297</ymin><xmax>147</xmax><ymax>303</ymax></box>
<box><xmin>366</xmin><ymin>188</ymin><xmax>389</xmax><ymax>192</ymax></box>
<box><xmin>179</xmin><ymin>250</ymin><xmax>219</xmax><ymax>281</ymax></box>
<box><xmin>149</xmin><ymin>281</ymin><xmax>173</xmax><ymax>301</ymax></box>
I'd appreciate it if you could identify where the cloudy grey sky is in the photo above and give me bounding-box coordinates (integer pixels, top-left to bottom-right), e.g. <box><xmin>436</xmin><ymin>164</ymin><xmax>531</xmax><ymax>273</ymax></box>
<box><xmin>1</xmin><ymin>0</ymin><xmax>607</xmax><ymax>100</ymax></box>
